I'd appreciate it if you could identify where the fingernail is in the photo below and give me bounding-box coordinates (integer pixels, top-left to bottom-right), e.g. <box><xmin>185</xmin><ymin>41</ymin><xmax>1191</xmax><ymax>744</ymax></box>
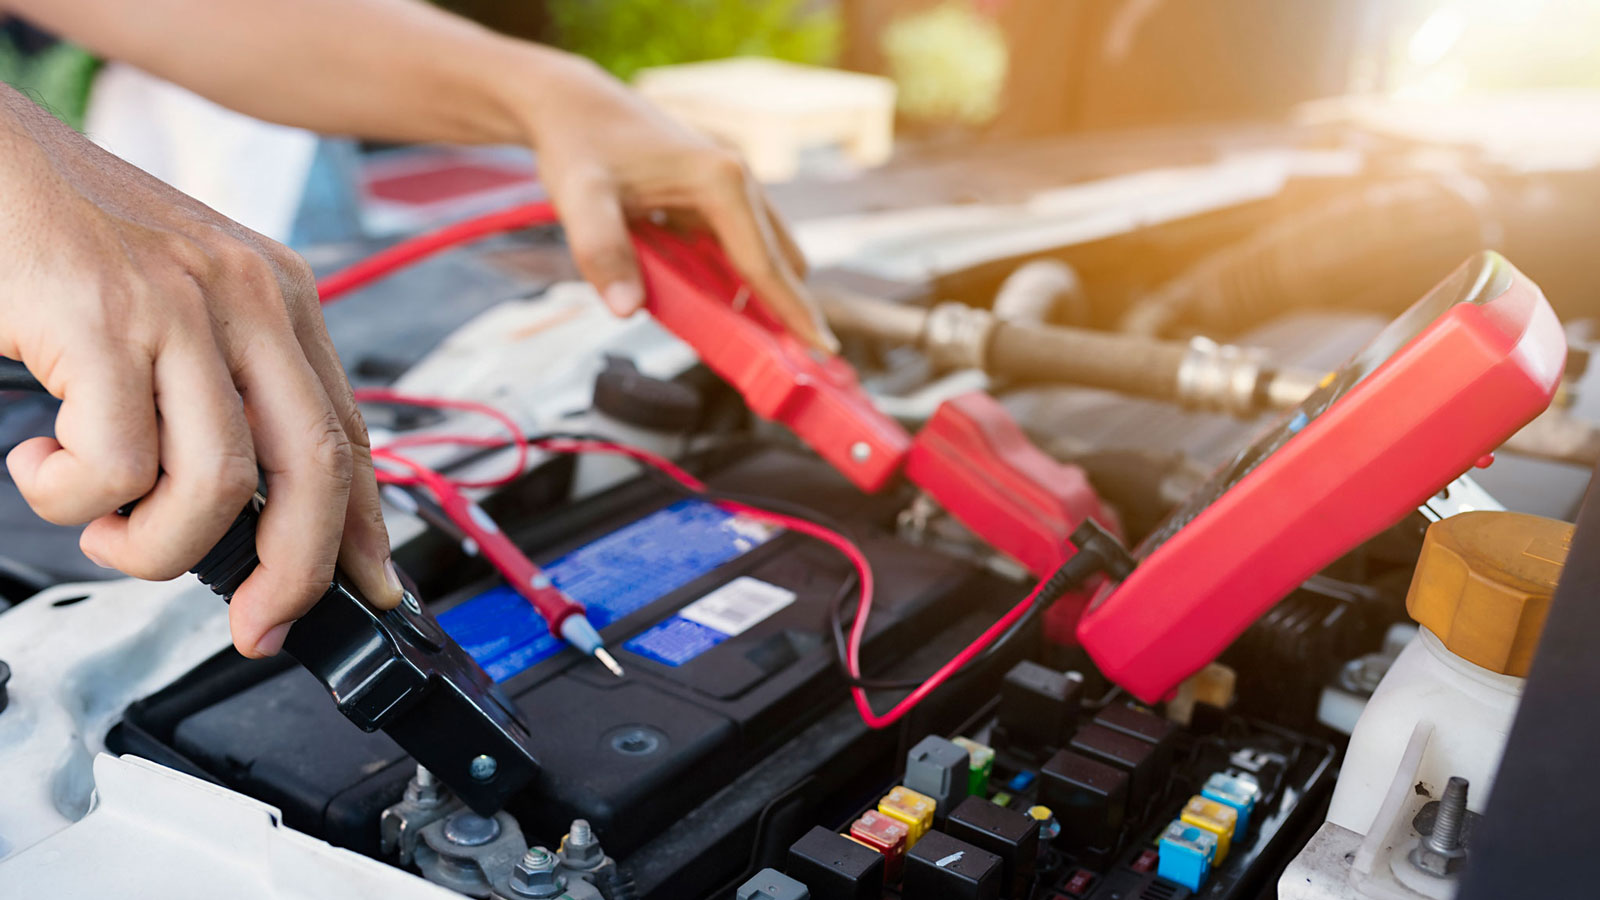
<box><xmin>255</xmin><ymin>621</ymin><xmax>293</xmax><ymax>657</ymax></box>
<box><xmin>383</xmin><ymin>557</ymin><xmax>403</xmax><ymax>600</ymax></box>
<box><xmin>82</xmin><ymin>547</ymin><xmax>114</xmax><ymax>570</ymax></box>
<box><xmin>604</xmin><ymin>282</ymin><xmax>645</xmax><ymax>316</ymax></box>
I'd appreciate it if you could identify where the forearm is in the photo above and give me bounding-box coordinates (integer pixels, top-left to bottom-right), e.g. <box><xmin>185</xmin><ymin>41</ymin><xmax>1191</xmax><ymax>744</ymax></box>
<box><xmin>0</xmin><ymin>83</ymin><xmax>91</xmax><ymax>232</ymax></box>
<box><xmin>3</xmin><ymin>0</ymin><xmax>560</xmax><ymax>146</ymax></box>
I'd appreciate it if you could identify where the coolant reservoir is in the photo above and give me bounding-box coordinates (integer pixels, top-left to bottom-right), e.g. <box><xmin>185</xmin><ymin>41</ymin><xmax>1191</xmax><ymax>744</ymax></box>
<box><xmin>1327</xmin><ymin>510</ymin><xmax>1572</xmax><ymax>834</ymax></box>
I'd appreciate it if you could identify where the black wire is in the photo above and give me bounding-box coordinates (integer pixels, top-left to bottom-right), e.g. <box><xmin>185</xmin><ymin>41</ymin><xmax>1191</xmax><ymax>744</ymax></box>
<box><xmin>837</xmin><ymin>533</ymin><xmax>1129</xmax><ymax>691</ymax></box>
<box><xmin>705</xmin><ymin>774</ymin><xmax>816</xmax><ymax>900</ymax></box>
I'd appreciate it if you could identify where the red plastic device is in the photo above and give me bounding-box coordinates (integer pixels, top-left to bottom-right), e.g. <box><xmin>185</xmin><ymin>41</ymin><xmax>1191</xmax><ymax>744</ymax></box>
<box><xmin>633</xmin><ymin>225</ymin><xmax>912</xmax><ymax>493</ymax></box>
<box><xmin>631</xmin><ymin>224</ymin><xmax>1117</xmax><ymax>576</ymax></box>
<box><xmin>1076</xmin><ymin>253</ymin><xmax>1565</xmax><ymax>702</ymax></box>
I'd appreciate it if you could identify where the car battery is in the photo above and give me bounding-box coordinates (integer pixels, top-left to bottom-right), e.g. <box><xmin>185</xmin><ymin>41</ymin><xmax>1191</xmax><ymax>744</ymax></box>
<box><xmin>133</xmin><ymin>448</ymin><xmax>1025</xmax><ymax>858</ymax></box>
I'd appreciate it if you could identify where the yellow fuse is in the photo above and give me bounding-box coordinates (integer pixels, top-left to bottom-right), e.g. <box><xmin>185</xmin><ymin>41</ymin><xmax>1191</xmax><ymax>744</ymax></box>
<box><xmin>878</xmin><ymin>786</ymin><xmax>936</xmax><ymax>846</ymax></box>
<box><xmin>1181</xmin><ymin>795</ymin><xmax>1239</xmax><ymax>863</ymax></box>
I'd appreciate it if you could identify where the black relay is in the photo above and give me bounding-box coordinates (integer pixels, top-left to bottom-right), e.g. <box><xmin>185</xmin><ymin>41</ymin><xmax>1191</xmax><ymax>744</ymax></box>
<box><xmin>1070</xmin><ymin>723</ymin><xmax>1158</xmax><ymax>812</ymax></box>
<box><xmin>1040</xmin><ymin>748</ymin><xmax>1129</xmax><ymax>854</ymax></box>
<box><xmin>903</xmin><ymin>830</ymin><xmax>1002</xmax><ymax>900</ymax></box>
<box><xmin>996</xmin><ymin>660</ymin><xmax>1082</xmax><ymax>753</ymax></box>
<box><xmin>945</xmin><ymin>795</ymin><xmax>1040</xmax><ymax>899</ymax></box>
<box><xmin>1094</xmin><ymin>703</ymin><xmax>1178</xmax><ymax>773</ymax></box>
<box><xmin>786</xmin><ymin>827</ymin><xmax>883</xmax><ymax>900</ymax></box>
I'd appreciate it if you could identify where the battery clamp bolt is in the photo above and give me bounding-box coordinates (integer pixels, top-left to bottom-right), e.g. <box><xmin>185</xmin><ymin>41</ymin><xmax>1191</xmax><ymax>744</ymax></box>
<box><xmin>561</xmin><ymin>818</ymin><xmax>605</xmax><ymax>870</ymax></box>
<box><xmin>507</xmin><ymin>846</ymin><xmax>567</xmax><ymax>898</ymax></box>
<box><xmin>442</xmin><ymin>810</ymin><xmax>502</xmax><ymax>848</ymax></box>
<box><xmin>1410</xmin><ymin>776</ymin><xmax>1470</xmax><ymax>877</ymax></box>
<box><xmin>406</xmin><ymin>765</ymin><xmax>447</xmax><ymax>808</ymax></box>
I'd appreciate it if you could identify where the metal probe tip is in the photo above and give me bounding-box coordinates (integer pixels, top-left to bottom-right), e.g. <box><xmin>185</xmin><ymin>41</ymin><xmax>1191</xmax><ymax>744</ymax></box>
<box><xmin>594</xmin><ymin>646</ymin><xmax>625</xmax><ymax>678</ymax></box>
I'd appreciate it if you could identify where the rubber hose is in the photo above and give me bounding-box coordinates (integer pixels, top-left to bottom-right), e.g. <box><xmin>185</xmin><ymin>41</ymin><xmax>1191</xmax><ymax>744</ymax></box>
<box><xmin>985</xmin><ymin>320</ymin><xmax>1190</xmax><ymax>398</ymax></box>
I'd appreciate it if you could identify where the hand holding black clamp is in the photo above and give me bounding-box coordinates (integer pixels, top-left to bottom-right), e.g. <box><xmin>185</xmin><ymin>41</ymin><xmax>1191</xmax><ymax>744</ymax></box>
<box><xmin>1</xmin><ymin>357</ymin><xmax>539</xmax><ymax>815</ymax></box>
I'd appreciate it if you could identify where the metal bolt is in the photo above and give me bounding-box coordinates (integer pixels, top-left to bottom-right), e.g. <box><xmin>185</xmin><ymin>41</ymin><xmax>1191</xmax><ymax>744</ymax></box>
<box><xmin>850</xmin><ymin>441</ymin><xmax>872</xmax><ymax>464</ymax></box>
<box><xmin>568</xmin><ymin>819</ymin><xmax>594</xmax><ymax>848</ymax></box>
<box><xmin>406</xmin><ymin>764</ymin><xmax>446</xmax><ymax>807</ymax></box>
<box><xmin>441</xmin><ymin>811</ymin><xmax>501</xmax><ymax>847</ymax></box>
<box><xmin>562</xmin><ymin>818</ymin><xmax>604</xmax><ymax>869</ymax></box>
<box><xmin>508</xmin><ymin>846</ymin><xmax>566</xmax><ymax>898</ymax></box>
<box><xmin>401</xmin><ymin>591</ymin><xmax>422</xmax><ymax>614</ymax></box>
<box><xmin>1429</xmin><ymin>777</ymin><xmax>1469</xmax><ymax>853</ymax></box>
<box><xmin>469</xmin><ymin>754</ymin><xmax>498</xmax><ymax>782</ymax></box>
<box><xmin>1410</xmin><ymin>776</ymin><xmax>1470</xmax><ymax>876</ymax></box>
<box><xmin>1338</xmin><ymin>654</ymin><xmax>1389</xmax><ymax>695</ymax></box>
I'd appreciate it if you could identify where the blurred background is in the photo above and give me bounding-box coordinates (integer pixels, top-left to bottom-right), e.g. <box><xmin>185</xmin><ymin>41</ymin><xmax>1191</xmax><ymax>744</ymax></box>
<box><xmin>7</xmin><ymin>0</ymin><xmax>1595</xmax><ymax>312</ymax></box>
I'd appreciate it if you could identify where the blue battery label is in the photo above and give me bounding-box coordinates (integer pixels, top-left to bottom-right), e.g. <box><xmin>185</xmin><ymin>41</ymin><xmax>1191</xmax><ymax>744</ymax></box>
<box><xmin>623</xmin><ymin>617</ymin><xmax>729</xmax><ymax>667</ymax></box>
<box><xmin>436</xmin><ymin>499</ymin><xmax>776</xmax><ymax>682</ymax></box>
<box><xmin>623</xmin><ymin>576</ymin><xmax>796</xmax><ymax>667</ymax></box>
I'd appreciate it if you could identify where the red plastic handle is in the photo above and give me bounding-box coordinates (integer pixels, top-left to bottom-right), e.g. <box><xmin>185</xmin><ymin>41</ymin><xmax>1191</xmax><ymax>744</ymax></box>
<box><xmin>631</xmin><ymin>225</ymin><xmax>912</xmax><ymax>493</ymax></box>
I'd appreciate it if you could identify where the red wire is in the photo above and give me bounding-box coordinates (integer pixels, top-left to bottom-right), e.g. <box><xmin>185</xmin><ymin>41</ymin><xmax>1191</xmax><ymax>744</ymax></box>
<box><xmin>325</xmin><ymin>206</ymin><xmax>1033</xmax><ymax>730</ymax></box>
<box><xmin>370</xmin><ymin>446</ymin><xmax>456</xmax><ymax>499</ymax></box>
<box><xmin>317</xmin><ymin>203</ymin><xmax>559</xmax><ymax>304</ymax></box>
<box><xmin>522</xmin><ymin>436</ymin><xmax>1020</xmax><ymax>729</ymax></box>
<box><xmin>354</xmin><ymin>387</ymin><xmax>529</xmax><ymax>490</ymax></box>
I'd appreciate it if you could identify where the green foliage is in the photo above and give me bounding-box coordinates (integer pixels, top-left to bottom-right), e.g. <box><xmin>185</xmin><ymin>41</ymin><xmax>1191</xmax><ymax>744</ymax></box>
<box><xmin>548</xmin><ymin>0</ymin><xmax>839</xmax><ymax>81</ymax></box>
<box><xmin>0</xmin><ymin>38</ymin><xmax>100</xmax><ymax>131</ymax></box>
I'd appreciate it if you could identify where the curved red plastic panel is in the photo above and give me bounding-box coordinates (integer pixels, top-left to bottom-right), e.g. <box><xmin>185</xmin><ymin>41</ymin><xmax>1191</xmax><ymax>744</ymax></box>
<box><xmin>630</xmin><ymin>225</ymin><xmax>911</xmax><ymax>492</ymax></box>
<box><xmin>1077</xmin><ymin>254</ymin><xmax>1565</xmax><ymax>702</ymax></box>
<box><xmin>907</xmin><ymin>391</ymin><xmax>1120</xmax><ymax>576</ymax></box>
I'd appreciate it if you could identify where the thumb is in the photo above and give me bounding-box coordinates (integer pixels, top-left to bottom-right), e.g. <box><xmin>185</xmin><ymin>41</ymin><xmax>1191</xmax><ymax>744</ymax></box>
<box><xmin>554</xmin><ymin>171</ymin><xmax>644</xmax><ymax>316</ymax></box>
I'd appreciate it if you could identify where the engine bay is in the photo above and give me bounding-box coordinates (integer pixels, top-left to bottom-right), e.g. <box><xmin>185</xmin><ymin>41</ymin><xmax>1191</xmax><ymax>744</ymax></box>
<box><xmin>2</xmin><ymin>120</ymin><xmax>1597</xmax><ymax>900</ymax></box>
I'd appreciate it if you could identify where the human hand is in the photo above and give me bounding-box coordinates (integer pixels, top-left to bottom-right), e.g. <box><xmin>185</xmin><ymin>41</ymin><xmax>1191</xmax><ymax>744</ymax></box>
<box><xmin>506</xmin><ymin>50</ymin><xmax>839</xmax><ymax>352</ymax></box>
<box><xmin>0</xmin><ymin>85</ymin><xmax>401</xmax><ymax>656</ymax></box>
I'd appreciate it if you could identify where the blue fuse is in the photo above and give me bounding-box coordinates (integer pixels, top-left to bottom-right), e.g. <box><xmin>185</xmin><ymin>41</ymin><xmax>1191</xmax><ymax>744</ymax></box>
<box><xmin>1006</xmin><ymin>771</ymin><xmax>1036</xmax><ymax>792</ymax></box>
<box><xmin>1157</xmin><ymin>820</ymin><xmax>1217</xmax><ymax>892</ymax></box>
<box><xmin>1202</xmin><ymin>772</ymin><xmax>1261</xmax><ymax>834</ymax></box>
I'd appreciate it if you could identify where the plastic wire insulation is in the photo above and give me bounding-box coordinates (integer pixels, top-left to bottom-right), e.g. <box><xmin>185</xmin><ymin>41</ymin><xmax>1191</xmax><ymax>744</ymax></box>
<box><xmin>354</xmin><ymin>387</ymin><xmax>530</xmax><ymax>490</ymax></box>
<box><xmin>317</xmin><ymin>203</ymin><xmax>559</xmax><ymax>304</ymax></box>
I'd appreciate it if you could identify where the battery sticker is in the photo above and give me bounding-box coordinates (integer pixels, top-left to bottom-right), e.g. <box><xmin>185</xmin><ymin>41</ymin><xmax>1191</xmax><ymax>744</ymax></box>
<box><xmin>624</xmin><ymin>577</ymin><xmax>797</xmax><ymax>667</ymax></box>
<box><xmin>437</xmin><ymin>499</ymin><xmax>777</xmax><ymax>682</ymax></box>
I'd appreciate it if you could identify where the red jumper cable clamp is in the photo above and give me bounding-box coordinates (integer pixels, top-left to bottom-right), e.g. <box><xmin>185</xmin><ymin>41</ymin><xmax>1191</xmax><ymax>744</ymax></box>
<box><xmin>629</xmin><ymin>222</ymin><xmax>1120</xmax><ymax>578</ymax></box>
